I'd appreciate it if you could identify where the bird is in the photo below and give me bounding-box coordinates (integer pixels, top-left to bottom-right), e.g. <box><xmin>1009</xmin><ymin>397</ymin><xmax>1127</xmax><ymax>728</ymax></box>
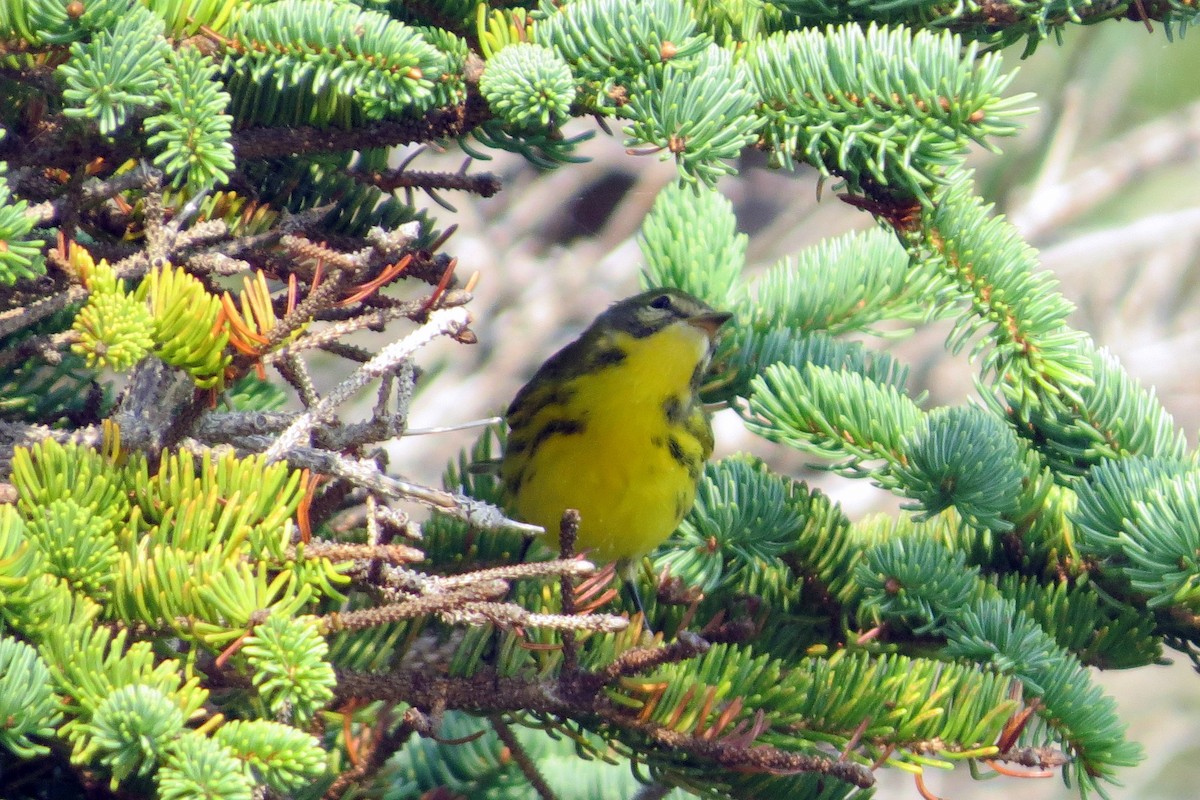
<box><xmin>501</xmin><ymin>288</ymin><xmax>732</xmax><ymax>572</ymax></box>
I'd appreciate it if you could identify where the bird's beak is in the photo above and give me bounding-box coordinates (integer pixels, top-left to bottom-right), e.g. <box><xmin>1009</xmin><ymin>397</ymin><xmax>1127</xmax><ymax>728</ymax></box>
<box><xmin>686</xmin><ymin>311</ymin><xmax>733</xmax><ymax>339</ymax></box>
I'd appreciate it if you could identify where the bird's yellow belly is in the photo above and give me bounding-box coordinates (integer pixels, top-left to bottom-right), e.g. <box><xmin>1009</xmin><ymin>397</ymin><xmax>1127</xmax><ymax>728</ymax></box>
<box><xmin>514</xmin><ymin>406</ymin><xmax>697</xmax><ymax>563</ymax></box>
<box><xmin>507</xmin><ymin>323</ymin><xmax>713</xmax><ymax>563</ymax></box>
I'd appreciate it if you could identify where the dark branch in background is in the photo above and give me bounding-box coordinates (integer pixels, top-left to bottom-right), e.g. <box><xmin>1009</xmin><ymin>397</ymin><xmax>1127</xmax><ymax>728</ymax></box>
<box><xmin>354</xmin><ymin>165</ymin><xmax>502</xmax><ymax>198</ymax></box>
<box><xmin>632</xmin><ymin>784</ymin><xmax>673</xmax><ymax>800</ymax></box>
<box><xmin>23</xmin><ymin>169</ymin><xmax>154</xmax><ymax>227</ymax></box>
<box><xmin>945</xmin><ymin>0</ymin><xmax>1172</xmax><ymax>30</ymax></box>
<box><xmin>232</xmin><ymin>91</ymin><xmax>491</xmax><ymax>160</ymax></box>
<box><xmin>491</xmin><ymin>717</ymin><xmax>560</xmax><ymax>800</ymax></box>
<box><xmin>0</xmin><ymin>77</ymin><xmax>490</xmax><ymax>196</ymax></box>
<box><xmin>333</xmin><ymin>665</ymin><xmax>877</xmax><ymax>790</ymax></box>
<box><xmin>0</xmin><ymin>115</ymin><xmax>133</xmax><ymax>176</ymax></box>
<box><xmin>0</xmin><ymin>287</ymin><xmax>86</xmax><ymax>349</ymax></box>
<box><xmin>110</xmin><ymin>360</ymin><xmax>208</xmax><ymax>456</ymax></box>
<box><xmin>597</xmin><ymin>702</ymin><xmax>869</xmax><ymax>785</ymax></box>
<box><xmin>321</xmin><ymin>706</ymin><xmax>417</xmax><ymax>800</ymax></box>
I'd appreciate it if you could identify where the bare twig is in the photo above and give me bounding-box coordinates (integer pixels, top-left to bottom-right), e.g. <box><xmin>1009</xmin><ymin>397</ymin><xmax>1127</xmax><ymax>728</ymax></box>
<box><xmin>321</xmin><ymin>582</ymin><xmax>512</xmax><ymax>632</ymax></box>
<box><xmin>297</xmin><ymin>446</ymin><xmax>542</xmax><ymax>534</ymax></box>
<box><xmin>438</xmin><ymin>601</ymin><xmax>628</xmax><ymax>632</ymax></box>
<box><xmin>187</xmin><ymin>438</ymin><xmax>540</xmax><ymax>535</ymax></box>
<box><xmin>416</xmin><ymin>558</ymin><xmax>598</xmax><ymax>592</ymax></box>
<box><xmin>491</xmin><ymin>717</ymin><xmax>559</xmax><ymax>800</ymax></box>
<box><xmin>354</xmin><ymin>166</ymin><xmax>502</xmax><ymax>198</ymax></box>
<box><xmin>332</xmin><ymin>667</ymin><xmax>876</xmax><ymax>789</ymax></box>
<box><xmin>264</xmin><ymin>307</ymin><xmax>471</xmax><ymax>461</ymax></box>
<box><xmin>991</xmin><ymin>745</ymin><xmax>1070</xmax><ymax>769</ymax></box>
<box><xmin>1013</xmin><ymin>96</ymin><xmax>1200</xmax><ymax>239</ymax></box>
<box><xmin>322</xmin><ymin>706</ymin><xmax>417</xmax><ymax>800</ymax></box>
<box><xmin>290</xmin><ymin>541</ymin><xmax>426</xmax><ymax>564</ymax></box>
<box><xmin>631</xmin><ymin>783</ymin><xmax>673</xmax><ymax>800</ymax></box>
<box><xmin>261</xmin><ymin>290</ymin><xmax>471</xmax><ymax>365</ymax></box>
<box><xmin>558</xmin><ymin>509</ymin><xmax>582</xmax><ymax>672</ymax></box>
<box><xmin>591</xmin><ymin>632</ymin><xmax>707</xmax><ymax>685</ymax></box>
<box><xmin>0</xmin><ymin>287</ymin><xmax>87</xmax><ymax>341</ymax></box>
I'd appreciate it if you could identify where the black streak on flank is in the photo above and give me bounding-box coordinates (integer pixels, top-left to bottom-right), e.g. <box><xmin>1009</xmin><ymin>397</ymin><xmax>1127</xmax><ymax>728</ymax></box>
<box><xmin>662</xmin><ymin>395</ymin><xmax>687</xmax><ymax>425</ymax></box>
<box><xmin>508</xmin><ymin>385</ymin><xmax>576</xmax><ymax>428</ymax></box>
<box><xmin>588</xmin><ymin>346</ymin><xmax>627</xmax><ymax>370</ymax></box>
<box><xmin>667</xmin><ymin>436</ymin><xmax>688</xmax><ymax>467</ymax></box>
<box><xmin>668</xmin><ymin>435</ymin><xmax>702</xmax><ymax>481</ymax></box>
<box><xmin>529</xmin><ymin>418</ymin><xmax>587</xmax><ymax>455</ymax></box>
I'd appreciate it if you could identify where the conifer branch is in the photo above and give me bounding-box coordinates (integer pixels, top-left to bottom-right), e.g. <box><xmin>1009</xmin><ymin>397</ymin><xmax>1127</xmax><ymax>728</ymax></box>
<box><xmin>334</xmin><ymin>664</ymin><xmax>877</xmax><ymax>789</ymax></box>
<box><xmin>0</xmin><ymin>1</ymin><xmax>1193</xmax><ymax>796</ymax></box>
<box><xmin>354</xmin><ymin>166</ymin><xmax>503</xmax><ymax>197</ymax></box>
<box><xmin>231</xmin><ymin>94</ymin><xmax>492</xmax><ymax>160</ymax></box>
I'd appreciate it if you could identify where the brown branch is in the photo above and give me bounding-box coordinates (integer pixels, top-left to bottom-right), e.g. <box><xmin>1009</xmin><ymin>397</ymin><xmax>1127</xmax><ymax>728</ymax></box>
<box><xmin>491</xmin><ymin>717</ymin><xmax>559</xmax><ymax>800</ymax></box>
<box><xmin>593</xmin><ymin>631</ymin><xmax>710</xmax><ymax>685</ymax></box>
<box><xmin>559</xmin><ymin>509</ymin><xmax>581</xmax><ymax>674</ymax></box>
<box><xmin>992</xmin><ymin>745</ymin><xmax>1071</xmax><ymax>769</ymax></box>
<box><xmin>355</xmin><ymin>167</ymin><xmax>502</xmax><ymax>198</ymax></box>
<box><xmin>291</xmin><ymin>541</ymin><xmax>425</xmax><ymax>564</ymax></box>
<box><xmin>322</xmin><ymin>706</ymin><xmax>419</xmax><ymax>800</ymax></box>
<box><xmin>944</xmin><ymin>0</ymin><xmax>1153</xmax><ymax>31</ymax></box>
<box><xmin>595</xmin><ymin>698</ymin><xmax>874</xmax><ymax>787</ymax></box>
<box><xmin>231</xmin><ymin>92</ymin><xmax>491</xmax><ymax>161</ymax></box>
<box><xmin>0</xmin><ymin>113</ymin><xmax>135</xmax><ymax>175</ymax></box>
<box><xmin>320</xmin><ymin>583</ymin><xmax>509</xmax><ymax>633</ymax></box>
<box><xmin>332</xmin><ymin>666</ymin><xmax>876</xmax><ymax>789</ymax></box>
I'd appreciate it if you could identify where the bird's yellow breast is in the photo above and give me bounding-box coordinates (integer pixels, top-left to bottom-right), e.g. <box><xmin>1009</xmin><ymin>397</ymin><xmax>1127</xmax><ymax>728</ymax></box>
<box><xmin>508</xmin><ymin>322</ymin><xmax>713</xmax><ymax>563</ymax></box>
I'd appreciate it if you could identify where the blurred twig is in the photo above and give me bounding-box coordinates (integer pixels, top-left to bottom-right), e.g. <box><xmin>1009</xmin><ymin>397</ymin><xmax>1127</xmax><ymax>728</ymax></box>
<box><xmin>1013</xmin><ymin>97</ymin><xmax>1200</xmax><ymax>239</ymax></box>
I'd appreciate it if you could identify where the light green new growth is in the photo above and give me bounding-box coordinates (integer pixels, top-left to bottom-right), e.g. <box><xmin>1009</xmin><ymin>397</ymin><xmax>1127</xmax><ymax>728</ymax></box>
<box><xmin>481</xmin><ymin>43</ymin><xmax>576</xmax><ymax>130</ymax></box>
<box><xmin>0</xmin><ymin>165</ymin><xmax>44</xmax><ymax>285</ymax></box>
<box><xmin>147</xmin><ymin>46</ymin><xmax>236</xmax><ymax>190</ymax></box>
<box><xmin>58</xmin><ymin>8</ymin><xmax>169</xmax><ymax>134</ymax></box>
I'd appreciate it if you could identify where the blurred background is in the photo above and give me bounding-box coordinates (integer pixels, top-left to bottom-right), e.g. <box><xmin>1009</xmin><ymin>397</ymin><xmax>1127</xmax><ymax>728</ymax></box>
<box><xmin>372</xmin><ymin>21</ymin><xmax>1200</xmax><ymax>800</ymax></box>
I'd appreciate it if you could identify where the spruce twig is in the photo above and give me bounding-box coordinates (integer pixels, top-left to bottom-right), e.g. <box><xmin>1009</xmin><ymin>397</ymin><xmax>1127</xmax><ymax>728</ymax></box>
<box><xmin>491</xmin><ymin>716</ymin><xmax>560</xmax><ymax>800</ymax></box>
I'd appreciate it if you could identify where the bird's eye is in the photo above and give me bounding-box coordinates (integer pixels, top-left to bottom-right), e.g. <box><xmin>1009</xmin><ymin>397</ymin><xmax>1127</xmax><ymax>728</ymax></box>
<box><xmin>650</xmin><ymin>294</ymin><xmax>672</xmax><ymax>310</ymax></box>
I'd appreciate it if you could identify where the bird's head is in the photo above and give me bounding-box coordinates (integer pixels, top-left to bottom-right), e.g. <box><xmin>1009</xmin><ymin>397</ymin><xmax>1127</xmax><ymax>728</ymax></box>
<box><xmin>599</xmin><ymin>288</ymin><xmax>732</xmax><ymax>341</ymax></box>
